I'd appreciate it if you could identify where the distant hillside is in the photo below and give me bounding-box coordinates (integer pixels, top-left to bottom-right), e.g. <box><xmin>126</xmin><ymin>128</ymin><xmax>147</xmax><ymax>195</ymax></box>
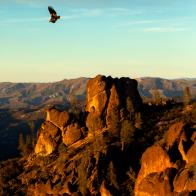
<box><xmin>136</xmin><ymin>77</ymin><xmax>196</xmax><ymax>101</ymax></box>
<box><xmin>0</xmin><ymin>77</ymin><xmax>88</xmax><ymax>109</ymax></box>
<box><xmin>0</xmin><ymin>77</ymin><xmax>195</xmax><ymax>110</ymax></box>
<box><xmin>0</xmin><ymin>76</ymin><xmax>195</xmax><ymax>160</ymax></box>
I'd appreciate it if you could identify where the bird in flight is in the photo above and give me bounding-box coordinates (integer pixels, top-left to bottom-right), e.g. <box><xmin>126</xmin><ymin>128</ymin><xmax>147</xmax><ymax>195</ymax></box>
<box><xmin>48</xmin><ymin>6</ymin><xmax>60</xmax><ymax>23</ymax></box>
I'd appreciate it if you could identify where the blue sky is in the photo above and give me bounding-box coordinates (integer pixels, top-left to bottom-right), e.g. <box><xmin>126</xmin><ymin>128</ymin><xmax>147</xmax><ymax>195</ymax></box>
<box><xmin>0</xmin><ymin>0</ymin><xmax>196</xmax><ymax>82</ymax></box>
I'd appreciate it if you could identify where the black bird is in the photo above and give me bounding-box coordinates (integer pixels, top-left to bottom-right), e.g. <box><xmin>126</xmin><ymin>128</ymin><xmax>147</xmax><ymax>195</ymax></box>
<box><xmin>48</xmin><ymin>6</ymin><xmax>60</xmax><ymax>23</ymax></box>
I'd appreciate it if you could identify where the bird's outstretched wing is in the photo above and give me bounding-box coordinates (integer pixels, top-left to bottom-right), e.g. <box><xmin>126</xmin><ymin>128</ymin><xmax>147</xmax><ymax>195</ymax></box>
<box><xmin>48</xmin><ymin>6</ymin><xmax>57</xmax><ymax>15</ymax></box>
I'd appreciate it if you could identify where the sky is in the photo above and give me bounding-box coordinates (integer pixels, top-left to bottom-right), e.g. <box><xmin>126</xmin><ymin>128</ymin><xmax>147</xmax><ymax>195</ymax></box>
<box><xmin>0</xmin><ymin>0</ymin><xmax>196</xmax><ymax>82</ymax></box>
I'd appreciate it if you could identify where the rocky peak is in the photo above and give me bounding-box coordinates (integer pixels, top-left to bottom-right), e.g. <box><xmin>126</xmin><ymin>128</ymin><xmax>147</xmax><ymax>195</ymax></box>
<box><xmin>86</xmin><ymin>75</ymin><xmax>142</xmax><ymax>134</ymax></box>
<box><xmin>34</xmin><ymin>75</ymin><xmax>143</xmax><ymax>156</ymax></box>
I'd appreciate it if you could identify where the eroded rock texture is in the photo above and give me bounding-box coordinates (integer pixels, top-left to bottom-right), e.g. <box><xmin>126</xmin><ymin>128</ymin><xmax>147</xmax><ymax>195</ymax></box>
<box><xmin>86</xmin><ymin>75</ymin><xmax>142</xmax><ymax>135</ymax></box>
<box><xmin>35</xmin><ymin>75</ymin><xmax>142</xmax><ymax>156</ymax></box>
<box><xmin>135</xmin><ymin>121</ymin><xmax>196</xmax><ymax>196</ymax></box>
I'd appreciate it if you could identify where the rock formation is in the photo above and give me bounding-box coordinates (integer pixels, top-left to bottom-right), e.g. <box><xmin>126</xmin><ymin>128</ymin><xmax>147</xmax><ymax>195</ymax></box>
<box><xmin>35</xmin><ymin>75</ymin><xmax>142</xmax><ymax>156</ymax></box>
<box><xmin>62</xmin><ymin>123</ymin><xmax>82</xmax><ymax>146</ymax></box>
<box><xmin>86</xmin><ymin>75</ymin><xmax>142</xmax><ymax>135</ymax></box>
<box><xmin>34</xmin><ymin>121</ymin><xmax>61</xmax><ymax>156</ymax></box>
<box><xmin>1</xmin><ymin>75</ymin><xmax>195</xmax><ymax>196</ymax></box>
<box><xmin>135</xmin><ymin>121</ymin><xmax>196</xmax><ymax>196</ymax></box>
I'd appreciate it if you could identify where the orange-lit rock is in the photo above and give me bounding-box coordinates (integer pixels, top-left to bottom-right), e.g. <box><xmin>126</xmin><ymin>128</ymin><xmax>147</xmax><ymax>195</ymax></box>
<box><xmin>34</xmin><ymin>122</ymin><xmax>61</xmax><ymax>156</ymax></box>
<box><xmin>165</xmin><ymin>121</ymin><xmax>184</xmax><ymax>149</ymax></box>
<box><xmin>100</xmin><ymin>181</ymin><xmax>112</xmax><ymax>196</ymax></box>
<box><xmin>46</xmin><ymin>107</ymin><xmax>70</xmax><ymax>130</ymax></box>
<box><xmin>62</xmin><ymin>123</ymin><xmax>82</xmax><ymax>146</ymax></box>
<box><xmin>186</xmin><ymin>142</ymin><xmax>196</xmax><ymax>165</ymax></box>
<box><xmin>86</xmin><ymin>75</ymin><xmax>108</xmax><ymax>115</ymax></box>
<box><xmin>85</xmin><ymin>75</ymin><xmax>142</xmax><ymax>134</ymax></box>
<box><xmin>173</xmin><ymin>165</ymin><xmax>196</xmax><ymax>193</ymax></box>
<box><xmin>137</xmin><ymin>169</ymin><xmax>174</xmax><ymax>196</ymax></box>
<box><xmin>135</xmin><ymin>144</ymin><xmax>173</xmax><ymax>195</ymax></box>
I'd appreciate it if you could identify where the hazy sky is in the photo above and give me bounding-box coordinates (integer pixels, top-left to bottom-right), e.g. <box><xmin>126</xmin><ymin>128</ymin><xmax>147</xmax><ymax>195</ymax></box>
<box><xmin>0</xmin><ymin>0</ymin><xmax>196</xmax><ymax>82</ymax></box>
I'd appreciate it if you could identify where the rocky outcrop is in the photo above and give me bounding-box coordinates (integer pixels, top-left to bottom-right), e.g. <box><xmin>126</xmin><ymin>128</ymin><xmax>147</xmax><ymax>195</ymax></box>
<box><xmin>134</xmin><ymin>144</ymin><xmax>173</xmax><ymax>194</ymax></box>
<box><xmin>186</xmin><ymin>142</ymin><xmax>196</xmax><ymax>165</ymax></box>
<box><xmin>46</xmin><ymin>107</ymin><xmax>70</xmax><ymax>131</ymax></box>
<box><xmin>137</xmin><ymin>169</ymin><xmax>175</xmax><ymax>196</ymax></box>
<box><xmin>35</xmin><ymin>75</ymin><xmax>142</xmax><ymax>156</ymax></box>
<box><xmin>86</xmin><ymin>75</ymin><xmax>142</xmax><ymax>134</ymax></box>
<box><xmin>100</xmin><ymin>181</ymin><xmax>112</xmax><ymax>196</ymax></box>
<box><xmin>35</xmin><ymin>122</ymin><xmax>61</xmax><ymax>156</ymax></box>
<box><xmin>164</xmin><ymin>121</ymin><xmax>184</xmax><ymax>149</ymax></box>
<box><xmin>173</xmin><ymin>165</ymin><xmax>196</xmax><ymax>193</ymax></box>
<box><xmin>62</xmin><ymin>123</ymin><xmax>82</xmax><ymax>146</ymax></box>
<box><xmin>135</xmin><ymin>121</ymin><xmax>196</xmax><ymax>196</ymax></box>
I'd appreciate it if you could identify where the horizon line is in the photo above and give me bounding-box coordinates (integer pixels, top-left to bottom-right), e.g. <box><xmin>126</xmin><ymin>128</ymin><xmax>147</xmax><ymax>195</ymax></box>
<box><xmin>0</xmin><ymin>76</ymin><xmax>195</xmax><ymax>84</ymax></box>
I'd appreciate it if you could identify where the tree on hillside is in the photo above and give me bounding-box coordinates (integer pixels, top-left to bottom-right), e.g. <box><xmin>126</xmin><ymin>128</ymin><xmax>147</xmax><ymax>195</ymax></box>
<box><xmin>183</xmin><ymin>86</ymin><xmax>191</xmax><ymax>105</ymax></box>
<box><xmin>18</xmin><ymin>133</ymin><xmax>25</xmax><ymax>154</ymax></box>
<box><xmin>29</xmin><ymin>121</ymin><xmax>36</xmax><ymax>147</ymax></box>
<box><xmin>120</xmin><ymin>120</ymin><xmax>135</xmax><ymax>151</ymax></box>
<box><xmin>18</xmin><ymin>133</ymin><xmax>33</xmax><ymax>156</ymax></box>
<box><xmin>153</xmin><ymin>88</ymin><xmax>161</xmax><ymax>105</ymax></box>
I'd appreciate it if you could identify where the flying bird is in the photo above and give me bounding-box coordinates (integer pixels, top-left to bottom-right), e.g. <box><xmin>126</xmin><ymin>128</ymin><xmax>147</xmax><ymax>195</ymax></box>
<box><xmin>48</xmin><ymin>6</ymin><xmax>60</xmax><ymax>23</ymax></box>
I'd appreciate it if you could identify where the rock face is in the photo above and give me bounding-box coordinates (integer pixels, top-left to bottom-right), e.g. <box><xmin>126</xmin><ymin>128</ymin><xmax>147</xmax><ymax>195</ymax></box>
<box><xmin>34</xmin><ymin>122</ymin><xmax>61</xmax><ymax>156</ymax></box>
<box><xmin>135</xmin><ymin>121</ymin><xmax>196</xmax><ymax>196</ymax></box>
<box><xmin>35</xmin><ymin>107</ymin><xmax>83</xmax><ymax>156</ymax></box>
<box><xmin>62</xmin><ymin>123</ymin><xmax>82</xmax><ymax>146</ymax></box>
<box><xmin>164</xmin><ymin>121</ymin><xmax>184</xmax><ymax>149</ymax></box>
<box><xmin>46</xmin><ymin>107</ymin><xmax>70</xmax><ymax>130</ymax></box>
<box><xmin>86</xmin><ymin>75</ymin><xmax>142</xmax><ymax>134</ymax></box>
<box><xmin>134</xmin><ymin>144</ymin><xmax>173</xmax><ymax>194</ymax></box>
<box><xmin>173</xmin><ymin>165</ymin><xmax>196</xmax><ymax>193</ymax></box>
<box><xmin>35</xmin><ymin>75</ymin><xmax>142</xmax><ymax>156</ymax></box>
<box><xmin>137</xmin><ymin>169</ymin><xmax>175</xmax><ymax>196</ymax></box>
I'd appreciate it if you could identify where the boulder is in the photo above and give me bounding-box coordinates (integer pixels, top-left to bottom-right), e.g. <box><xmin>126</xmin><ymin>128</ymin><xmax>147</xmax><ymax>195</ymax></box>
<box><xmin>35</xmin><ymin>122</ymin><xmax>61</xmax><ymax>156</ymax></box>
<box><xmin>137</xmin><ymin>169</ymin><xmax>174</xmax><ymax>196</ymax></box>
<box><xmin>173</xmin><ymin>165</ymin><xmax>196</xmax><ymax>193</ymax></box>
<box><xmin>46</xmin><ymin>107</ymin><xmax>70</xmax><ymax>130</ymax></box>
<box><xmin>165</xmin><ymin>121</ymin><xmax>184</xmax><ymax>149</ymax></box>
<box><xmin>135</xmin><ymin>121</ymin><xmax>196</xmax><ymax>196</ymax></box>
<box><xmin>100</xmin><ymin>181</ymin><xmax>112</xmax><ymax>196</ymax></box>
<box><xmin>62</xmin><ymin>123</ymin><xmax>82</xmax><ymax>146</ymax></box>
<box><xmin>186</xmin><ymin>142</ymin><xmax>196</xmax><ymax>165</ymax></box>
<box><xmin>135</xmin><ymin>144</ymin><xmax>173</xmax><ymax>195</ymax></box>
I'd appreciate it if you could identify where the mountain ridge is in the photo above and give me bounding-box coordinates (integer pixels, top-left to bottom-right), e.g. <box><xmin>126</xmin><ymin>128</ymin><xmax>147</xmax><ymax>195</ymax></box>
<box><xmin>0</xmin><ymin>77</ymin><xmax>195</xmax><ymax>110</ymax></box>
